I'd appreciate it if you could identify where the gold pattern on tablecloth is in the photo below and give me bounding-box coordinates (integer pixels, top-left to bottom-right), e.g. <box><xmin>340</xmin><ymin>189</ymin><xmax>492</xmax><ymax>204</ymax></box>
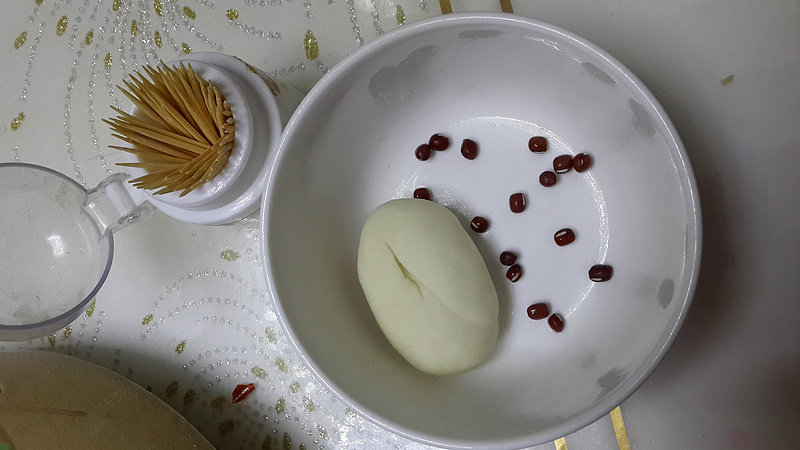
<box><xmin>289</xmin><ymin>381</ymin><xmax>301</xmax><ymax>394</ymax></box>
<box><xmin>47</xmin><ymin>334</ymin><xmax>56</xmax><ymax>346</ymax></box>
<box><xmin>131</xmin><ymin>20</ymin><xmax>138</xmax><ymax>37</ymax></box>
<box><xmin>220</xmin><ymin>249</ymin><xmax>240</xmax><ymax>261</ymax></box>
<box><xmin>84</xmin><ymin>29</ymin><xmax>93</xmax><ymax>45</ymax></box>
<box><xmin>142</xmin><ymin>313</ymin><xmax>153</xmax><ymax>324</ymax></box>
<box><xmin>275</xmin><ymin>357</ymin><xmax>288</xmax><ymax>373</ymax></box>
<box><xmin>226</xmin><ymin>9</ymin><xmax>239</xmax><ymax>20</ymax></box>
<box><xmin>251</xmin><ymin>366</ymin><xmax>268</xmax><ymax>379</ymax></box>
<box><xmin>218</xmin><ymin>419</ymin><xmax>234</xmax><ymax>436</ymax></box>
<box><xmin>104</xmin><ymin>52</ymin><xmax>112</xmax><ymax>70</ymax></box>
<box><xmin>165</xmin><ymin>380</ymin><xmax>179</xmax><ymax>397</ymax></box>
<box><xmin>182</xmin><ymin>42</ymin><xmax>192</xmax><ymax>53</ymax></box>
<box><xmin>304</xmin><ymin>30</ymin><xmax>319</xmax><ymax>60</ymax></box>
<box><xmin>396</xmin><ymin>5</ymin><xmax>406</xmax><ymax>24</ymax></box>
<box><xmin>175</xmin><ymin>340</ymin><xmax>187</xmax><ymax>353</ymax></box>
<box><xmin>183</xmin><ymin>389</ymin><xmax>196</xmax><ymax>405</ymax></box>
<box><xmin>183</xmin><ymin>6</ymin><xmax>196</xmax><ymax>20</ymax></box>
<box><xmin>85</xmin><ymin>299</ymin><xmax>96</xmax><ymax>317</ymax></box>
<box><xmin>265</xmin><ymin>326</ymin><xmax>277</xmax><ymax>343</ymax></box>
<box><xmin>10</xmin><ymin>112</ymin><xmax>24</xmax><ymax>131</ymax></box>
<box><xmin>302</xmin><ymin>396</ymin><xmax>315</xmax><ymax>412</ymax></box>
<box><xmin>56</xmin><ymin>16</ymin><xmax>67</xmax><ymax>36</ymax></box>
<box><xmin>283</xmin><ymin>432</ymin><xmax>292</xmax><ymax>449</ymax></box>
<box><xmin>14</xmin><ymin>31</ymin><xmax>27</xmax><ymax>49</ymax></box>
<box><xmin>113</xmin><ymin>0</ymin><xmax>122</xmax><ymax>11</ymax></box>
<box><xmin>210</xmin><ymin>396</ymin><xmax>226</xmax><ymax>409</ymax></box>
<box><xmin>63</xmin><ymin>326</ymin><xmax>72</xmax><ymax>339</ymax></box>
<box><xmin>499</xmin><ymin>0</ymin><xmax>514</xmax><ymax>13</ymax></box>
<box><xmin>153</xmin><ymin>0</ymin><xmax>163</xmax><ymax>17</ymax></box>
<box><xmin>555</xmin><ymin>437</ymin><xmax>568</xmax><ymax>449</ymax></box>
<box><xmin>439</xmin><ymin>0</ymin><xmax>452</xmax><ymax>14</ymax></box>
<box><xmin>154</xmin><ymin>31</ymin><xmax>162</xmax><ymax>48</ymax></box>
<box><xmin>275</xmin><ymin>397</ymin><xmax>286</xmax><ymax>413</ymax></box>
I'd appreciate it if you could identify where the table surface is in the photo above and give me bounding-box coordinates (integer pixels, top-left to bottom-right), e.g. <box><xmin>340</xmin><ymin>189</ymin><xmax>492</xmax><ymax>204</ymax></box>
<box><xmin>2</xmin><ymin>1</ymin><xmax>798</xmax><ymax>449</ymax></box>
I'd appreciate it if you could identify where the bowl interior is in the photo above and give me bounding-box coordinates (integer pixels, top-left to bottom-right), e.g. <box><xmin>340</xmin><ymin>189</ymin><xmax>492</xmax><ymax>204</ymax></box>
<box><xmin>264</xmin><ymin>14</ymin><xmax>699</xmax><ymax>448</ymax></box>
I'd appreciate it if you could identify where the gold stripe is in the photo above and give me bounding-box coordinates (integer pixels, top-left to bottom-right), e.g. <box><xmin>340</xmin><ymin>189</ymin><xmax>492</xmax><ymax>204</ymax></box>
<box><xmin>439</xmin><ymin>0</ymin><xmax>452</xmax><ymax>14</ymax></box>
<box><xmin>610</xmin><ymin>406</ymin><xmax>631</xmax><ymax>450</ymax></box>
<box><xmin>499</xmin><ymin>0</ymin><xmax>513</xmax><ymax>13</ymax></box>
<box><xmin>554</xmin><ymin>437</ymin><xmax>568</xmax><ymax>450</ymax></box>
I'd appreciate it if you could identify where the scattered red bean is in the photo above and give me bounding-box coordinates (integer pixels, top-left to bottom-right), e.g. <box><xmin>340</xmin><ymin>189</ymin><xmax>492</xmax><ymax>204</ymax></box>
<box><xmin>528</xmin><ymin>136</ymin><xmax>548</xmax><ymax>153</ymax></box>
<box><xmin>554</xmin><ymin>228</ymin><xmax>576</xmax><ymax>246</ymax></box>
<box><xmin>413</xmin><ymin>187</ymin><xmax>431</xmax><ymax>200</ymax></box>
<box><xmin>470</xmin><ymin>216</ymin><xmax>490</xmax><ymax>233</ymax></box>
<box><xmin>460</xmin><ymin>139</ymin><xmax>478</xmax><ymax>160</ymax></box>
<box><xmin>499</xmin><ymin>251</ymin><xmax>517</xmax><ymax>266</ymax></box>
<box><xmin>573</xmin><ymin>153</ymin><xmax>593</xmax><ymax>172</ymax></box>
<box><xmin>509</xmin><ymin>192</ymin><xmax>527</xmax><ymax>213</ymax></box>
<box><xmin>589</xmin><ymin>264</ymin><xmax>613</xmax><ymax>282</ymax></box>
<box><xmin>539</xmin><ymin>170</ymin><xmax>557</xmax><ymax>187</ymax></box>
<box><xmin>527</xmin><ymin>303</ymin><xmax>550</xmax><ymax>320</ymax></box>
<box><xmin>232</xmin><ymin>383</ymin><xmax>256</xmax><ymax>403</ymax></box>
<box><xmin>415</xmin><ymin>144</ymin><xmax>431</xmax><ymax>161</ymax></box>
<box><xmin>506</xmin><ymin>264</ymin><xmax>522</xmax><ymax>282</ymax></box>
<box><xmin>548</xmin><ymin>314</ymin><xmax>565</xmax><ymax>332</ymax></box>
<box><xmin>429</xmin><ymin>134</ymin><xmax>450</xmax><ymax>151</ymax></box>
<box><xmin>553</xmin><ymin>155</ymin><xmax>573</xmax><ymax>174</ymax></box>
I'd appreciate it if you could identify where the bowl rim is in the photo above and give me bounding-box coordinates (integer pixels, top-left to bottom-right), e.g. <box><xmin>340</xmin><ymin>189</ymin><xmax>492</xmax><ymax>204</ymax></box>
<box><xmin>261</xmin><ymin>12</ymin><xmax>702</xmax><ymax>449</ymax></box>
<box><xmin>0</xmin><ymin>162</ymin><xmax>115</xmax><ymax>341</ymax></box>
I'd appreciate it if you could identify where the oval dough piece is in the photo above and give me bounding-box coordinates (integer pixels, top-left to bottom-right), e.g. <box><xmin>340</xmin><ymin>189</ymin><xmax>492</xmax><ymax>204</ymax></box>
<box><xmin>357</xmin><ymin>198</ymin><xmax>499</xmax><ymax>376</ymax></box>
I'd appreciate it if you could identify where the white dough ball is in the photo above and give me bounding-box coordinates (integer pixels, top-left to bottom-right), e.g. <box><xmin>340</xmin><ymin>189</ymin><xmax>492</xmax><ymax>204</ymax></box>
<box><xmin>357</xmin><ymin>199</ymin><xmax>499</xmax><ymax>376</ymax></box>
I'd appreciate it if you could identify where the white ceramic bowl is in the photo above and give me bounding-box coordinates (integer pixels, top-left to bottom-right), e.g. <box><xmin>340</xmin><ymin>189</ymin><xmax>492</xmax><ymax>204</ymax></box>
<box><xmin>262</xmin><ymin>13</ymin><xmax>700</xmax><ymax>449</ymax></box>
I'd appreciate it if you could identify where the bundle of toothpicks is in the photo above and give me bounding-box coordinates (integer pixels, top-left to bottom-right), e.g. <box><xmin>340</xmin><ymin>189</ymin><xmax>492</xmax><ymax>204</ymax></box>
<box><xmin>104</xmin><ymin>62</ymin><xmax>235</xmax><ymax>197</ymax></box>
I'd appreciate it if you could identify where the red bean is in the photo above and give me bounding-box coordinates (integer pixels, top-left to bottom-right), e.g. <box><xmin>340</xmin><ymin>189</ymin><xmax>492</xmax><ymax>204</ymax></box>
<box><xmin>470</xmin><ymin>216</ymin><xmax>489</xmax><ymax>233</ymax></box>
<box><xmin>573</xmin><ymin>153</ymin><xmax>593</xmax><ymax>172</ymax></box>
<box><xmin>506</xmin><ymin>264</ymin><xmax>522</xmax><ymax>282</ymax></box>
<box><xmin>527</xmin><ymin>303</ymin><xmax>549</xmax><ymax>320</ymax></box>
<box><xmin>548</xmin><ymin>314</ymin><xmax>565</xmax><ymax>332</ymax></box>
<box><xmin>528</xmin><ymin>136</ymin><xmax>548</xmax><ymax>153</ymax></box>
<box><xmin>553</xmin><ymin>155</ymin><xmax>573</xmax><ymax>174</ymax></box>
<box><xmin>554</xmin><ymin>228</ymin><xmax>576</xmax><ymax>246</ymax></box>
<box><xmin>413</xmin><ymin>188</ymin><xmax>431</xmax><ymax>200</ymax></box>
<box><xmin>509</xmin><ymin>192</ymin><xmax>526</xmax><ymax>213</ymax></box>
<box><xmin>460</xmin><ymin>139</ymin><xmax>478</xmax><ymax>160</ymax></box>
<box><xmin>429</xmin><ymin>134</ymin><xmax>450</xmax><ymax>151</ymax></box>
<box><xmin>539</xmin><ymin>171</ymin><xmax>557</xmax><ymax>187</ymax></box>
<box><xmin>589</xmin><ymin>264</ymin><xmax>613</xmax><ymax>282</ymax></box>
<box><xmin>415</xmin><ymin>144</ymin><xmax>431</xmax><ymax>161</ymax></box>
<box><xmin>499</xmin><ymin>251</ymin><xmax>517</xmax><ymax>266</ymax></box>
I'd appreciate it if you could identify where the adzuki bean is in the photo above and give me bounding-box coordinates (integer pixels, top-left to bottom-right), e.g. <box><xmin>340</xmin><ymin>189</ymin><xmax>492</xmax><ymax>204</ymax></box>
<box><xmin>539</xmin><ymin>171</ymin><xmax>557</xmax><ymax>187</ymax></box>
<box><xmin>461</xmin><ymin>139</ymin><xmax>478</xmax><ymax>160</ymax></box>
<box><xmin>554</xmin><ymin>228</ymin><xmax>576</xmax><ymax>246</ymax></box>
<box><xmin>553</xmin><ymin>155</ymin><xmax>573</xmax><ymax>174</ymax></box>
<box><xmin>506</xmin><ymin>264</ymin><xmax>522</xmax><ymax>282</ymax></box>
<box><xmin>527</xmin><ymin>303</ymin><xmax>549</xmax><ymax>320</ymax></box>
<box><xmin>413</xmin><ymin>188</ymin><xmax>431</xmax><ymax>200</ymax></box>
<box><xmin>470</xmin><ymin>216</ymin><xmax>490</xmax><ymax>233</ymax></box>
<box><xmin>499</xmin><ymin>251</ymin><xmax>517</xmax><ymax>266</ymax></box>
<box><xmin>573</xmin><ymin>153</ymin><xmax>593</xmax><ymax>172</ymax></box>
<box><xmin>429</xmin><ymin>134</ymin><xmax>450</xmax><ymax>151</ymax></box>
<box><xmin>509</xmin><ymin>192</ymin><xmax>526</xmax><ymax>213</ymax></box>
<box><xmin>528</xmin><ymin>136</ymin><xmax>548</xmax><ymax>153</ymax></box>
<box><xmin>415</xmin><ymin>144</ymin><xmax>431</xmax><ymax>161</ymax></box>
<box><xmin>589</xmin><ymin>264</ymin><xmax>613</xmax><ymax>282</ymax></box>
<box><xmin>548</xmin><ymin>314</ymin><xmax>565</xmax><ymax>332</ymax></box>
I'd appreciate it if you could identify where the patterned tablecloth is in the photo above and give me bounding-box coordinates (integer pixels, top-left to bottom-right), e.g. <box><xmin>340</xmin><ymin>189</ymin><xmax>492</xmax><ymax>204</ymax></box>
<box><xmin>2</xmin><ymin>1</ymin><xmax>799</xmax><ymax>449</ymax></box>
